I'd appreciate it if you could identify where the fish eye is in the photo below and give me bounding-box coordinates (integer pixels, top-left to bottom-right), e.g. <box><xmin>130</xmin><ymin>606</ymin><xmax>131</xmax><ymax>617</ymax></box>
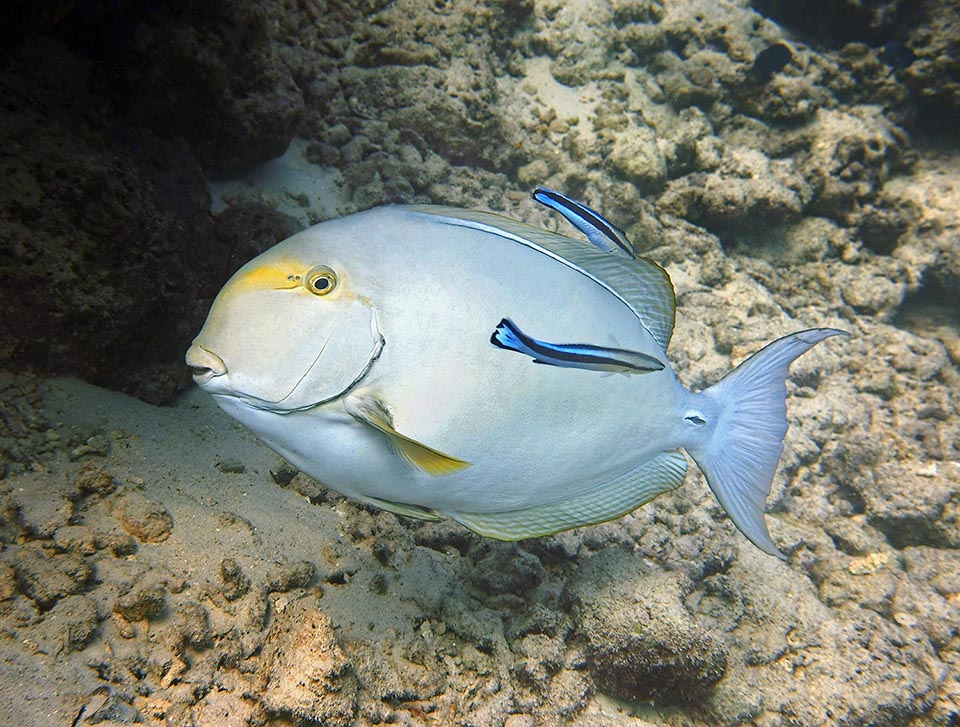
<box><xmin>305</xmin><ymin>266</ymin><xmax>338</xmax><ymax>296</ymax></box>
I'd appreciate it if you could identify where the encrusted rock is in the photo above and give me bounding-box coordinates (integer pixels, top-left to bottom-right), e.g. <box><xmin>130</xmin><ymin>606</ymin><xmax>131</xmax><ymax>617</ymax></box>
<box><xmin>11</xmin><ymin>480</ymin><xmax>74</xmax><ymax>539</ymax></box>
<box><xmin>220</xmin><ymin>558</ymin><xmax>251</xmax><ymax>601</ymax></box>
<box><xmin>257</xmin><ymin>598</ymin><xmax>358</xmax><ymax>726</ymax></box>
<box><xmin>75</xmin><ymin>462</ymin><xmax>117</xmax><ymax>496</ymax></box>
<box><xmin>114</xmin><ymin>491</ymin><xmax>173</xmax><ymax>543</ymax></box>
<box><xmin>266</xmin><ymin>560</ymin><xmax>316</xmax><ymax>593</ymax></box>
<box><xmin>53</xmin><ymin>525</ymin><xmax>99</xmax><ymax>555</ymax></box>
<box><xmin>607</xmin><ymin>125</ymin><xmax>667</xmax><ymax>193</ymax></box>
<box><xmin>0</xmin><ymin>561</ymin><xmax>18</xmax><ymax>600</ymax></box>
<box><xmin>564</xmin><ymin>550</ymin><xmax>727</xmax><ymax>704</ymax></box>
<box><xmin>173</xmin><ymin>601</ymin><xmax>212</xmax><ymax>649</ymax></box>
<box><xmin>39</xmin><ymin>593</ymin><xmax>99</xmax><ymax>654</ymax></box>
<box><xmin>12</xmin><ymin>545</ymin><xmax>93</xmax><ymax>610</ymax></box>
<box><xmin>113</xmin><ymin>584</ymin><xmax>167</xmax><ymax>622</ymax></box>
<box><xmin>861</xmin><ymin>460</ymin><xmax>960</xmax><ymax>548</ymax></box>
<box><xmin>468</xmin><ymin>545</ymin><xmax>546</xmax><ymax>596</ymax></box>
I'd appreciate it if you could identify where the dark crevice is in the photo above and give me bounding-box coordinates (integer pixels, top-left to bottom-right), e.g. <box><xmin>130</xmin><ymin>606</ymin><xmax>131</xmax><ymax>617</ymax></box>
<box><xmin>894</xmin><ymin>275</ymin><xmax>960</xmax><ymax>336</ymax></box>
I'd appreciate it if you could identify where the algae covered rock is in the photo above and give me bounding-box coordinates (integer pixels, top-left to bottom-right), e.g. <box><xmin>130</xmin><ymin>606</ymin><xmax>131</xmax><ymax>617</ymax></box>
<box><xmin>113</xmin><ymin>491</ymin><xmax>174</xmax><ymax>543</ymax></box>
<box><xmin>564</xmin><ymin>550</ymin><xmax>727</xmax><ymax>704</ymax></box>
<box><xmin>257</xmin><ymin>597</ymin><xmax>358</xmax><ymax>726</ymax></box>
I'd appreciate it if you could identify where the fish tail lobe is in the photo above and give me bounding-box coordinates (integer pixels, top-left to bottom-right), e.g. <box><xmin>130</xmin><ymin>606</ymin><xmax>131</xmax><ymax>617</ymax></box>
<box><xmin>684</xmin><ymin>328</ymin><xmax>847</xmax><ymax>560</ymax></box>
<box><xmin>490</xmin><ymin>318</ymin><xmax>522</xmax><ymax>349</ymax></box>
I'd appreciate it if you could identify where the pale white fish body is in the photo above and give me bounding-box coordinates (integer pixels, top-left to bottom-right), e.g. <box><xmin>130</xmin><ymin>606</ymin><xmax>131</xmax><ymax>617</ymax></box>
<box><xmin>187</xmin><ymin>201</ymin><xmax>844</xmax><ymax>558</ymax></box>
<box><xmin>207</xmin><ymin>207</ymin><xmax>684</xmax><ymax>505</ymax></box>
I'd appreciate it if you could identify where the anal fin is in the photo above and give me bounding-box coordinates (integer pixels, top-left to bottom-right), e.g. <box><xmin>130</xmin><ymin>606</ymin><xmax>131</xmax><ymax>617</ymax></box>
<box><xmin>447</xmin><ymin>449</ymin><xmax>688</xmax><ymax>540</ymax></box>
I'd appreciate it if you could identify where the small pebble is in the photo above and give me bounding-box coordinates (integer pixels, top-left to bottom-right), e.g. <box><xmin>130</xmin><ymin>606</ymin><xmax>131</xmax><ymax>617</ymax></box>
<box><xmin>266</xmin><ymin>560</ymin><xmax>315</xmax><ymax>592</ymax></box>
<box><xmin>215</xmin><ymin>459</ymin><xmax>246</xmax><ymax>474</ymax></box>
<box><xmin>174</xmin><ymin>601</ymin><xmax>212</xmax><ymax>648</ymax></box>
<box><xmin>70</xmin><ymin>434</ymin><xmax>111</xmax><ymax>460</ymax></box>
<box><xmin>220</xmin><ymin>558</ymin><xmax>251</xmax><ymax>601</ymax></box>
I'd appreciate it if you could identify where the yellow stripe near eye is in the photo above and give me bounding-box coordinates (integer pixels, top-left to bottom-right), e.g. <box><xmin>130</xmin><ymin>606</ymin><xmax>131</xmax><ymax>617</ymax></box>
<box><xmin>231</xmin><ymin>262</ymin><xmax>303</xmax><ymax>291</ymax></box>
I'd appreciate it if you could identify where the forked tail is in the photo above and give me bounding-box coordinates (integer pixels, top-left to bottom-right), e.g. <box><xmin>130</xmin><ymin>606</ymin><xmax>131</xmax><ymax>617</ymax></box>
<box><xmin>685</xmin><ymin>328</ymin><xmax>847</xmax><ymax>559</ymax></box>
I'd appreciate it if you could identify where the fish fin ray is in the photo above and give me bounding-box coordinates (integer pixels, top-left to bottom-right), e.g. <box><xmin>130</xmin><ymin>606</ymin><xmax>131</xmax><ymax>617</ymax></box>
<box><xmin>347</xmin><ymin>396</ymin><xmax>471</xmax><ymax>477</ymax></box>
<box><xmin>447</xmin><ymin>450</ymin><xmax>687</xmax><ymax>540</ymax></box>
<box><xmin>686</xmin><ymin>328</ymin><xmax>848</xmax><ymax>560</ymax></box>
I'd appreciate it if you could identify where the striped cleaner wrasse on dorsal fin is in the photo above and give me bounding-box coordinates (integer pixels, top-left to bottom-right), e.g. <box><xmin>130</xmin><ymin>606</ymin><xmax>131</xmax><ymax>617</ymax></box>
<box><xmin>532</xmin><ymin>186</ymin><xmax>634</xmax><ymax>257</ymax></box>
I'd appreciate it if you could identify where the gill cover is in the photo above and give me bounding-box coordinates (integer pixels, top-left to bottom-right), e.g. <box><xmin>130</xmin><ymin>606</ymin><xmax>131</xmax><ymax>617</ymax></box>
<box><xmin>191</xmin><ymin>256</ymin><xmax>382</xmax><ymax>410</ymax></box>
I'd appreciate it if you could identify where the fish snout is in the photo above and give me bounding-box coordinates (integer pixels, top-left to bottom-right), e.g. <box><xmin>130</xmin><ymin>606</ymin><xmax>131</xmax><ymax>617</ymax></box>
<box><xmin>185</xmin><ymin>343</ymin><xmax>227</xmax><ymax>384</ymax></box>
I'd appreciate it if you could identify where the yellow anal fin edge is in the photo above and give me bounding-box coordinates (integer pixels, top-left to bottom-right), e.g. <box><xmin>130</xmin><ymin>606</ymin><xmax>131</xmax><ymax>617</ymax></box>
<box><xmin>447</xmin><ymin>449</ymin><xmax>687</xmax><ymax>540</ymax></box>
<box><xmin>349</xmin><ymin>396</ymin><xmax>471</xmax><ymax>477</ymax></box>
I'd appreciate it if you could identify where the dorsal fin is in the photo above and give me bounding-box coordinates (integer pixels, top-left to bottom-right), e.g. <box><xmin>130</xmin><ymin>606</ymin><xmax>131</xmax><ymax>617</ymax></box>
<box><xmin>405</xmin><ymin>205</ymin><xmax>677</xmax><ymax>351</ymax></box>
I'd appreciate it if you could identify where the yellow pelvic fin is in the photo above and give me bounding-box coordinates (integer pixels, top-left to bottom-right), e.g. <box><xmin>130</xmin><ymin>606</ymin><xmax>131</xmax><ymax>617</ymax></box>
<box><xmin>349</xmin><ymin>396</ymin><xmax>471</xmax><ymax>477</ymax></box>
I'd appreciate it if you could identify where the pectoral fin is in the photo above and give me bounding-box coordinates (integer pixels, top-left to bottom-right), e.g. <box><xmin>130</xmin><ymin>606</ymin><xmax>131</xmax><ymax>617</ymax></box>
<box><xmin>491</xmin><ymin>318</ymin><xmax>664</xmax><ymax>375</ymax></box>
<box><xmin>346</xmin><ymin>396</ymin><xmax>471</xmax><ymax>476</ymax></box>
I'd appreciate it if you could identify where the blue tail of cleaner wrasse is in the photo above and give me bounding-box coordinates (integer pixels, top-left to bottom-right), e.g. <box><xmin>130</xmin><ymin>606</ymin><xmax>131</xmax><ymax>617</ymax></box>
<box><xmin>490</xmin><ymin>318</ymin><xmax>664</xmax><ymax>375</ymax></box>
<box><xmin>683</xmin><ymin>328</ymin><xmax>848</xmax><ymax>560</ymax></box>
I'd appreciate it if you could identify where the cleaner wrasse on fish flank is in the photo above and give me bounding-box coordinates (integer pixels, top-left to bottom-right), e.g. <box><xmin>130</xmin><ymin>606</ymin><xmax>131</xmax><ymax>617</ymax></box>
<box><xmin>186</xmin><ymin>188</ymin><xmax>846</xmax><ymax>559</ymax></box>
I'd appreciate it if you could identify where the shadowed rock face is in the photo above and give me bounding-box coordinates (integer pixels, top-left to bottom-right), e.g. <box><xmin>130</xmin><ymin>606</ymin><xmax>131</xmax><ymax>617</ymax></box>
<box><xmin>0</xmin><ymin>38</ymin><xmax>227</xmax><ymax>403</ymax></box>
<box><xmin>750</xmin><ymin>0</ymin><xmax>915</xmax><ymax>47</ymax></box>
<box><xmin>1</xmin><ymin>0</ymin><xmax>305</xmax><ymax>175</ymax></box>
<box><xmin>563</xmin><ymin>550</ymin><xmax>727</xmax><ymax>704</ymax></box>
<box><xmin>0</xmin><ymin>0</ymin><xmax>314</xmax><ymax>401</ymax></box>
<box><xmin>750</xmin><ymin>0</ymin><xmax>960</xmax><ymax>121</ymax></box>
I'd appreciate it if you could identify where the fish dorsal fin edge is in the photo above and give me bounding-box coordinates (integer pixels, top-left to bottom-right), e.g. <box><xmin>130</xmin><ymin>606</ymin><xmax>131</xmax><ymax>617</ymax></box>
<box><xmin>404</xmin><ymin>205</ymin><xmax>677</xmax><ymax>351</ymax></box>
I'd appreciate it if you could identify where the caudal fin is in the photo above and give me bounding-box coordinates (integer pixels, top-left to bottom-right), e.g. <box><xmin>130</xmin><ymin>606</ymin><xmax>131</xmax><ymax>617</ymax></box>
<box><xmin>686</xmin><ymin>328</ymin><xmax>847</xmax><ymax>559</ymax></box>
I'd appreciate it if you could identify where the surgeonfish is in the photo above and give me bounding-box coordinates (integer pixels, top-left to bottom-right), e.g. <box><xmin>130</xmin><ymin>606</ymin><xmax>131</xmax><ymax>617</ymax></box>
<box><xmin>186</xmin><ymin>188</ymin><xmax>845</xmax><ymax>559</ymax></box>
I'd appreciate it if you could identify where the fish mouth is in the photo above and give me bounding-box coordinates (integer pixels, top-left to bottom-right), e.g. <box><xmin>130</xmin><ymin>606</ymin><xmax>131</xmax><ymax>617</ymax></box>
<box><xmin>185</xmin><ymin>344</ymin><xmax>227</xmax><ymax>385</ymax></box>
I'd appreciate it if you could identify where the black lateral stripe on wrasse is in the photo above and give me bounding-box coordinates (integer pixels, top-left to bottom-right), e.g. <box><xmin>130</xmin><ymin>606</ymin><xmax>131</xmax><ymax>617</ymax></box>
<box><xmin>490</xmin><ymin>318</ymin><xmax>664</xmax><ymax>373</ymax></box>
<box><xmin>532</xmin><ymin>187</ymin><xmax>634</xmax><ymax>257</ymax></box>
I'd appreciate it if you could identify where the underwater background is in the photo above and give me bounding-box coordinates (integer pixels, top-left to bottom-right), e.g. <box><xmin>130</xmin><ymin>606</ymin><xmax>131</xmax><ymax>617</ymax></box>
<box><xmin>0</xmin><ymin>0</ymin><xmax>958</xmax><ymax>725</ymax></box>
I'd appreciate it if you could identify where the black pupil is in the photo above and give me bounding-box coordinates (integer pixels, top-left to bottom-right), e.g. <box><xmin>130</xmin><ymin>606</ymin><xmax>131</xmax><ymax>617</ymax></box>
<box><xmin>314</xmin><ymin>276</ymin><xmax>330</xmax><ymax>291</ymax></box>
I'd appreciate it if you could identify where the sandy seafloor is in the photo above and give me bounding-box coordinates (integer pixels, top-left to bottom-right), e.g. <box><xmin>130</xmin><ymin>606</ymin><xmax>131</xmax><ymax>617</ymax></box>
<box><xmin>1</xmin><ymin>0</ymin><xmax>960</xmax><ymax>725</ymax></box>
